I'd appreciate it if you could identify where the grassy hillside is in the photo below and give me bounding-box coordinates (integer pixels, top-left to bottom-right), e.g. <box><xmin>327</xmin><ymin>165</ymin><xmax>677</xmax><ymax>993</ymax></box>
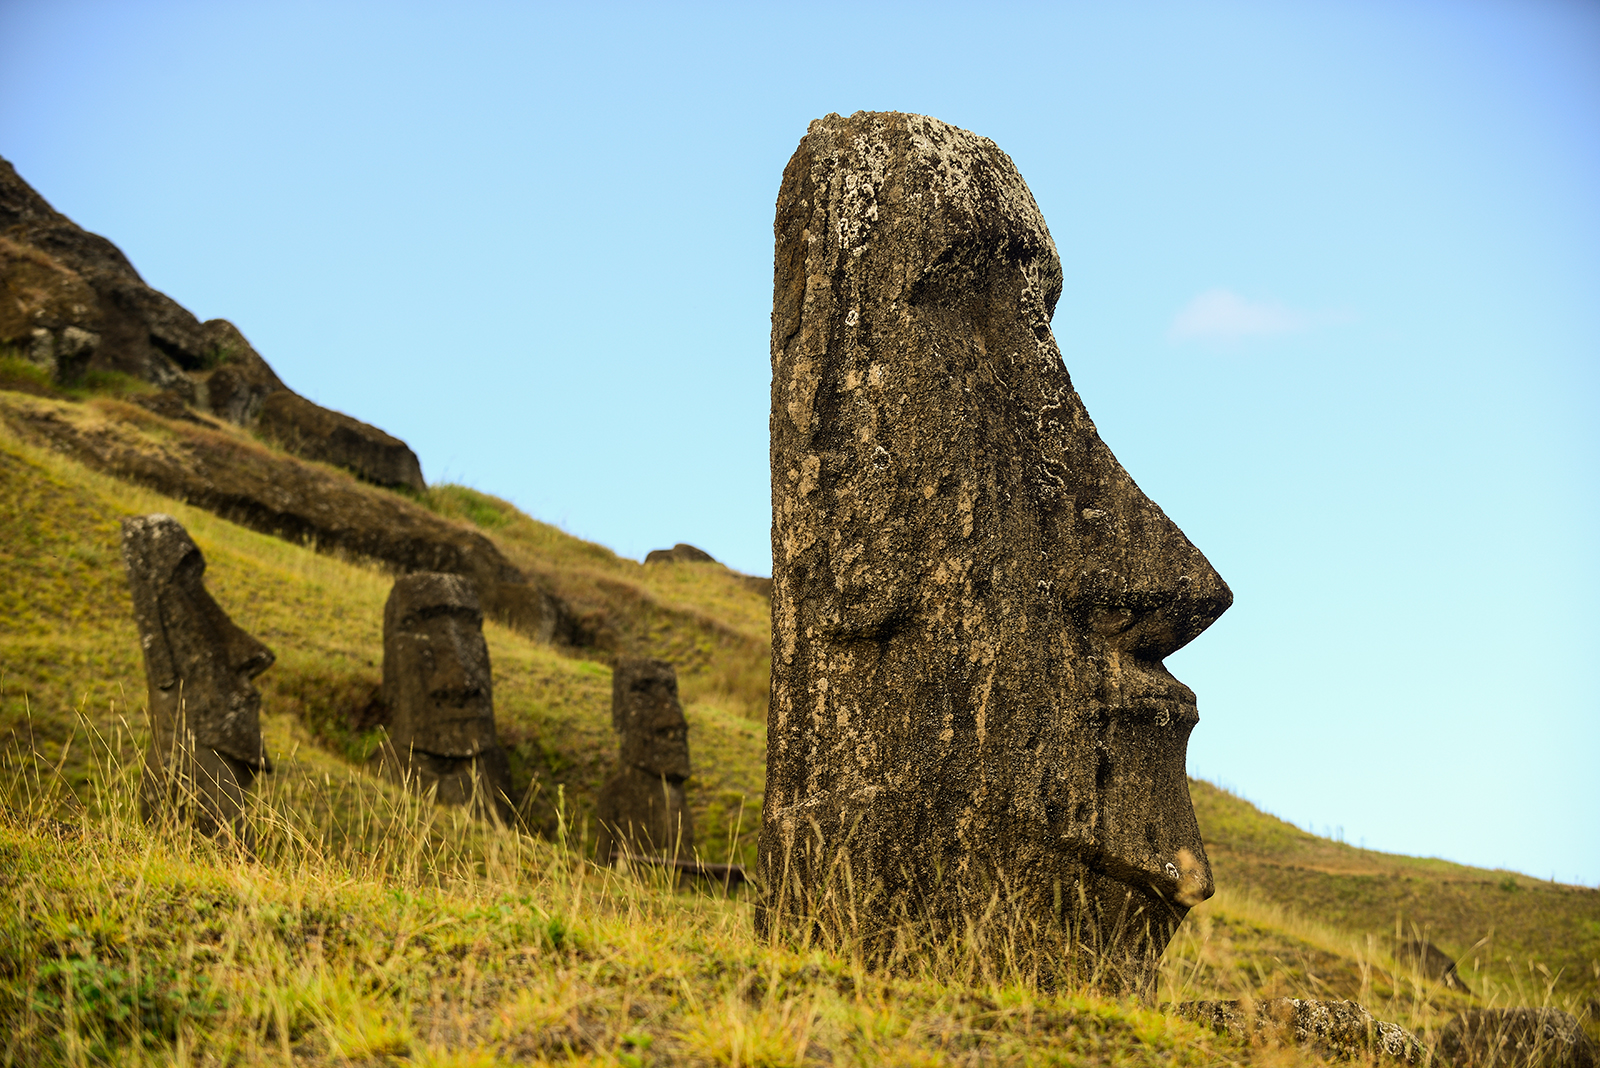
<box><xmin>0</xmin><ymin>394</ymin><xmax>767</xmax><ymax>866</ymax></box>
<box><xmin>2</xmin><ymin>385</ymin><xmax>1597</xmax><ymax>1065</ymax></box>
<box><xmin>1191</xmin><ymin>782</ymin><xmax>1600</xmax><ymax>1004</ymax></box>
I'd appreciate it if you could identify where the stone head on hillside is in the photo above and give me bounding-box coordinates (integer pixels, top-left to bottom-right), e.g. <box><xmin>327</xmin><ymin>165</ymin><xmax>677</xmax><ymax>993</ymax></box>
<box><xmin>596</xmin><ymin>658</ymin><xmax>694</xmax><ymax>863</ymax></box>
<box><xmin>612</xmin><ymin>657</ymin><xmax>692</xmax><ymax>782</ymax></box>
<box><xmin>122</xmin><ymin>513</ymin><xmax>273</xmax><ymax>840</ymax></box>
<box><xmin>759</xmin><ymin>112</ymin><xmax>1232</xmax><ymax>989</ymax></box>
<box><xmin>380</xmin><ymin>572</ymin><xmax>513</xmax><ymax>821</ymax></box>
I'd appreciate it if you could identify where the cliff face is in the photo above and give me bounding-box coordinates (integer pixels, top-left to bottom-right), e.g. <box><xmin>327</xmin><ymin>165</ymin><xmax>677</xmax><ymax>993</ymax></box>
<box><xmin>0</xmin><ymin>156</ymin><xmax>424</xmax><ymax>492</ymax></box>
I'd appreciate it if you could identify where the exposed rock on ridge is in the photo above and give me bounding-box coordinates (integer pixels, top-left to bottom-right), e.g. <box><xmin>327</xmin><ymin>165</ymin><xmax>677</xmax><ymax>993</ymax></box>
<box><xmin>0</xmin><ymin>155</ymin><xmax>423</xmax><ymax>492</ymax></box>
<box><xmin>0</xmin><ymin>391</ymin><xmax>577</xmax><ymax>646</ymax></box>
<box><xmin>1177</xmin><ymin>999</ymin><xmax>1424</xmax><ymax>1062</ymax></box>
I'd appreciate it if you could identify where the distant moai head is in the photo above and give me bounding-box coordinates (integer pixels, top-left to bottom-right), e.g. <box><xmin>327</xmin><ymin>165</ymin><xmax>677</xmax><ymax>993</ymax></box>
<box><xmin>612</xmin><ymin>658</ymin><xmax>691</xmax><ymax>782</ymax></box>
<box><xmin>121</xmin><ymin>513</ymin><xmax>274</xmax><ymax>836</ymax></box>
<box><xmin>382</xmin><ymin>572</ymin><xmax>496</xmax><ymax>758</ymax></box>
<box><xmin>597</xmin><ymin>658</ymin><xmax>695</xmax><ymax>863</ymax></box>
<box><xmin>761</xmin><ymin>112</ymin><xmax>1232</xmax><ymax>989</ymax></box>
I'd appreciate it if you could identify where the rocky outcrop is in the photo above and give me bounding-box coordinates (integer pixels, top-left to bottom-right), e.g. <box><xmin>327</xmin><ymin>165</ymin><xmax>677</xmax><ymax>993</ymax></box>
<box><xmin>256</xmin><ymin>390</ymin><xmax>425</xmax><ymax>492</ymax></box>
<box><xmin>1437</xmin><ymin>1010</ymin><xmax>1597</xmax><ymax>1068</ymax></box>
<box><xmin>644</xmin><ymin>542</ymin><xmax>772</xmax><ymax>597</ymax></box>
<box><xmin>759</xmin><ymin>112</ymin><xmax>1232</xmax><ymax>990</ymax></box>
<box><xmin>1396</xmin><ymin>938</ymin><xmax>1472</xmax><ymax>993</ymax></box>
<box><xmin>0</xmin><ymin>155</ymin><xmax>423</xmax><ymax>490</ymax></box>
<box><xmin>121</xmin><ymin>513</ymin><xmax>274</xmax><ymax>842</ymax></box>
<box><xmin>645</xmin><ymin>543</ymin><xmax>716</xmax><ymax>564</ymax></box>
<box><xmin>1177</xmin><ymin>999</ymin><xmax>1423</xmax><ymax>1062</ymax></box>
<box><xmin>0</xmin><ymin>392</ymin><xmax>578</xmax><ymax>645</ymax></box>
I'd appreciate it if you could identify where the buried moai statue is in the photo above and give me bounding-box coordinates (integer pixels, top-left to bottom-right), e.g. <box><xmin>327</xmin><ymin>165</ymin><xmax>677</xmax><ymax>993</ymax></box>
<box><xmin>380</xmin><ymin>572</ymin><xmax>514</xmax><ymax>823</ymax></box>
<box><xmin>122</xmin><ymin>514</ymin><xmax>273</xmax><ymax>840</ymax></box>
<box><xmin>596</xmin><ymin>659</ymin><xmax>695</xmax><ymax>863</ymax></box>
<box><xmin>759</xmin><ymin>112</ymin><xmax>1233</xmax><ymax>989</ymax></box>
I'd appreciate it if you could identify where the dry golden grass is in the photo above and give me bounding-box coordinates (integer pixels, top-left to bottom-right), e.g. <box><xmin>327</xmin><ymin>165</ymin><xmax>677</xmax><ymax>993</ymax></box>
<box><xmin>2</xmin><ymin>712</ymin><xmax>1274</xmax><ymax>1068</ymax></box>
<box><xmin>4</xmin><ymin>386</ymin><xmax>1599</xmax><ymax>1065</ymax></box>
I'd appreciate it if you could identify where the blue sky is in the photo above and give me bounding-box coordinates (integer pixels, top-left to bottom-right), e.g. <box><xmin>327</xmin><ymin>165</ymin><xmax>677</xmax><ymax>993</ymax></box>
<box><xmin>3</xmin><ymin>1</ymin><xmax>1597</xmax><ymax>884</ymax></box>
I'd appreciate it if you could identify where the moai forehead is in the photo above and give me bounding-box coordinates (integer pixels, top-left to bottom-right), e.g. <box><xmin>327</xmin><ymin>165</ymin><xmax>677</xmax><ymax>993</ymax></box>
<box><xmin>762</xmin><ymin>112</ymin><xmax>1232</xmax><ymax>987</ymax></box>
<box><xmin>120</xmin><ymin>513</ymin><xmax>273</xmax><ymax>766</ymax></box>
<box><xmin>382</xmin><ymin>572</ymin><xmax>496</xmax><ymax>759</ymax></box>
<box><xmin>612</xmin><ymin>658</ymin><xmax>691</xmax><ymax>782</ymax></box>
<box><xmin>384</xmin><ymin>571</ymin><xmax>483</xmax><ymax>631</ymax></box>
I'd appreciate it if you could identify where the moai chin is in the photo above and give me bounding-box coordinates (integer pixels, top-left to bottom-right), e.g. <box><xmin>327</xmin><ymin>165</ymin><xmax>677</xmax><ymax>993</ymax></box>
<box><xmin>596</xmin><ymin>658</ymin><xmax>695</xmax><ymax>863</ymax></box>
<box><xmin>381</xmin><ymin>572</ymin><xmax>514</xmax><ymax>823</ymax></box>
<box><xmin>760</xmin><ymin>112</ymin><xmax>1233</xmax><ymax>989</ymax></box>
<box><xmin>121</xmin><ymin>514</ymin><xmax>273</xmax><ymax>841</ymax></box>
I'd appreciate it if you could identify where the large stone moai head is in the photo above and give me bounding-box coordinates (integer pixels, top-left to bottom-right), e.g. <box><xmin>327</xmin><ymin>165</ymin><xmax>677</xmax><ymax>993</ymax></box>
<box><xmin>381</xmin><ymin>572</ymin><xmax>513</xmax><ymax>821</ymax></box>
<box><xmin>596</xmin><ymin>658</ymin><xmax>695</xmax><ymax>862</ymax></box>
<box><xmin>122</xmin><ymin>514</ymin><xmax>273</xmax><ymax>839</ymax></box>
<box><xmin>760</xmin><ymin>112</ymin><xmax>1233</xmax><ymax>988</ymax></box>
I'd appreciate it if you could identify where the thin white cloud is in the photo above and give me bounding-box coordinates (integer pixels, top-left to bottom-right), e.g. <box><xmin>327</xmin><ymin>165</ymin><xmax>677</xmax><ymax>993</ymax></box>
<box><xmin>1169</xmin><ymin>288</ymin><xmax>1324</xmax><ymax>344</ymax></box>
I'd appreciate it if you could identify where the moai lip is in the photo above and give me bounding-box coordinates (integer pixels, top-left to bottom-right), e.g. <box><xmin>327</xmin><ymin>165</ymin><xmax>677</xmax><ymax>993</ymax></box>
<box><xmin>759</xmin><ymin>112</ymin><xmax>1232</xmax><ymax>990</ymax></box>
<box><xmin>380</xmin><ymin>572</ymin><xmax>514</xmax><ymax>822</ymax></box>
<box><xmin>121</xmin><ymin>514</ymin><xmax>273</xmax><ymax>842</ymax></box>
<box><xmin>596</xmin><ymin>658</ymin><xmax>695</xmax><ymax>864</ymax></box>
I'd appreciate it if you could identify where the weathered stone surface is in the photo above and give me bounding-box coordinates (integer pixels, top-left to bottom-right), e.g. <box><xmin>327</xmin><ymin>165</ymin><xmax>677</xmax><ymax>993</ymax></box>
<box><xmin>0</xmin><ymin>155</ymin><xmax>425</xmax><ymax>489</ymax></box>
<box><xmin>596</xmin><ymin>658</ymin><xmax>695</xmax><ymax>861</ymax></box>
<box><xmin>644</xmin><ymin>543</ymin><xmax>716</xmax><ymax>565</ymax></box>
<box><xmin>379</xmin><ymin>572</ymin><xmax>514</xmax><ymax>822</ymax></box>
<box><xmin>1396</xmin><ymin>938</ymin><xmax>1472</xmax><ymax>993</ymax></box>
<box><xmin>257</xmin><ymin>389</ymin><xmax>425</xmax><ymax>492</ymax></box>
<box><xmin>1437</xmin><ymin>1009</ymin><xmax>1597</xmax><ymax>1068</ymax></box>
<box><xmin>0</xmin><ymin>392</ymin><xmax>575</xmax><ymax>645</ymax></box>
<box><xmin>759</xmin><ymin>112</ymin><xmax>1232</xmax><ymax>987</ymax></box>
<box><xmin>0</xmin><ymin>235</ymin><xmax>102</xmax><ymax>381</ymax></box>
<box><xmin>121</xmin><ymin>513</ymin><xmax>273</xmax><ymax>839</ymax></box>
<box><xmin>3</xmin><ymin>157</ymin><xmax>213</xmax><ymax>396</ymax></box>
<box><xmin>1177</xmin><ymin>999</ymin><xmax>1423</xmax><ymax>1062</ymax></box>
<box><xmin>194</xmin><ymin>318</ymin><xmax>285</xmax><ymax>425</ymax></box>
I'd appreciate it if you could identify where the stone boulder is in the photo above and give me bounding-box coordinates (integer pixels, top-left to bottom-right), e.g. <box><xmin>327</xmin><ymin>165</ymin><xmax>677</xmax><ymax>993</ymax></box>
<box><xmin>256</xmin><ymin>389</ymin><xmax>425</xmax><ymax>492</ymax></box>
<box><xmin>2</xmin><ymin>158</ymin><xmax>206</xmax><ymax>396</ymax></box>
<box><xmin>595</xmin><ymin>658</ymin><xmax>694</xmax><ymax>863</ymax></box>
<box><xmin>121</xmin><ymin>514</ymin><xmax>273</xmax><ymax>841</ymax></box>
<box><xmin>759</xmin><ymin>112</ymin><xmax>1232</xmax><ymax>989</ymax></box>
<box><xmin>1396</xmin><ymin>938</ymin><xmax>1472</xmax><ymax>993</ymax></box>
<box><xmin>379</xmin><ymin>572</ymin><xmax>514</xmax><ymax>822</ymax></box>
<box><xmin>1437</xmin><ymin>1009</ymin><xmax>1597</xmax><ymax>1068</ymax></box>
<box><xmin>644</xmin><ymin>543</ymin><xmax>716</xmax><ymax>565</ymax></box>
<box><xmin>1177</xmin><ymin>999</ymin><xmax>1423</xmax><ymax>1062</ymax></box>
<box><xmin>0</xmin><ymin>155</ymin><xmax>425</xmax><ymax>490</ymax></box>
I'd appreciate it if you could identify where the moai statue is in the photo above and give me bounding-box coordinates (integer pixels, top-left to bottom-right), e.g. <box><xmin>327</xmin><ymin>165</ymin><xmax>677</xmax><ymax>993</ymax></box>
<box><xmin>760</xmin><ymin>112</ymin><xmax>1233</xmax><ymax>989</ymax></box>
<box><xmin>122</xmin><ymin>514</ymin><xmax>273</xmax><ymax>841</ymax></box>
<box><xmin>380</xmin><ymin>572</ymin><xmax>514</xmax><ymax>823</ymax></box>
<box><xmin>595</xmin><ymin>658</ymin><xmax>694</xmax><ymax>863</ymax></box>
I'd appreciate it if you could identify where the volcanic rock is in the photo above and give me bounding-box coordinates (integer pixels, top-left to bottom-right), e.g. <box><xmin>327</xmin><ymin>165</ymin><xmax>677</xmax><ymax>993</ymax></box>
<box><xmin>1437</xmin><ymin>1009</ymin><xmax>1597</xmax><ymax>1068</ymax></box>
<box><xmin>121</xmin><ymin>513</ymin><xmax>273</xmax><ymax>841</ymax></box>
<box><xmin>379</xmin><ymin>571</ymin><xmax>514</xmax><ymax>822</ymax></box>
<box><xmin>759</xmin><ymin>112</ymin><xmax>1232</xmax><ymax>989</ymax></box>
<box><xmin>0</xmin><ymin>155</ymin><xmax>424</xmax><ymax>489</ymax></box>
<box><xmin>1397</xmin><ymin>938</ymin><xmax>1472</xmax><ymax>993</ymax></box>
<box><xmin>596</xmin><ymin>658</ymin><xmax>694</xmax><ymax>862</ymax></box>
<box><xmin>1177</xmin><ymin>999</ymin><xmax>1423</xmax><ymax>1062</ymax></box>
<box><xmin>644</xmin><ymin>543</ymin><xmax>716</xmax><ymax>565</ymax></box>
<box><xmin>256</xmin><ymin>389</ymin><xmax>425</xmax><ymax>492</ymax></box>
<box><xmin>0</xmin><ymin>392</ymin><xmax>575</xmax><ymax>644</ymax></box>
